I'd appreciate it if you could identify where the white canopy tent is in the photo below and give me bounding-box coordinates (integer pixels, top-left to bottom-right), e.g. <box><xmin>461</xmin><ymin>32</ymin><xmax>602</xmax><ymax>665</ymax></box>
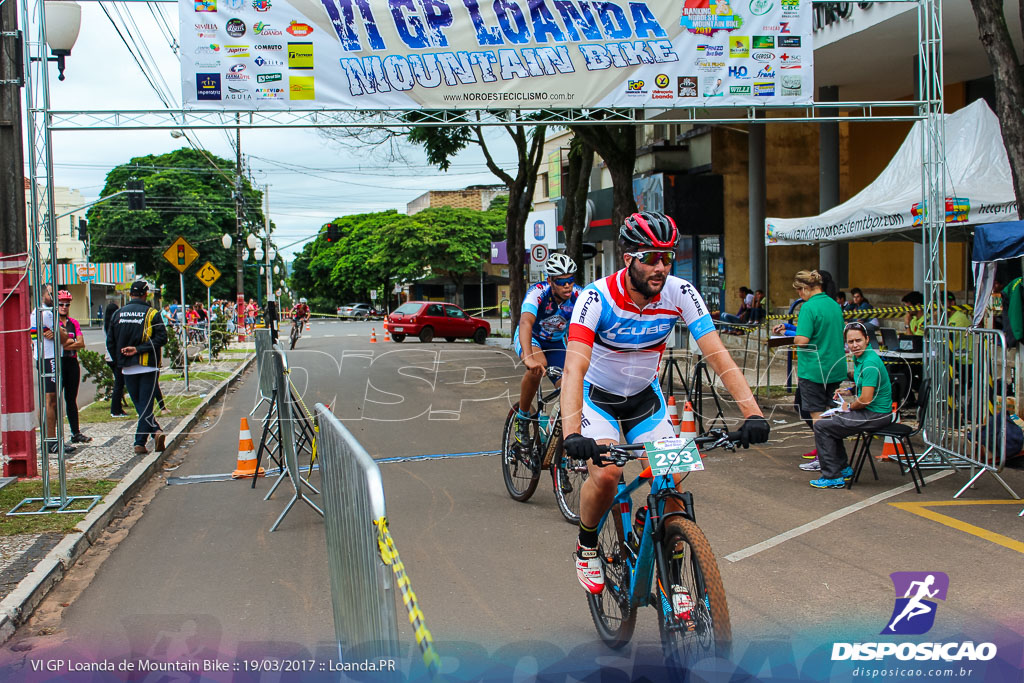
<box><xmin>765</xmin><ymin>99</ymin><xmax>1018</xmax><ymax>246</ymax></box>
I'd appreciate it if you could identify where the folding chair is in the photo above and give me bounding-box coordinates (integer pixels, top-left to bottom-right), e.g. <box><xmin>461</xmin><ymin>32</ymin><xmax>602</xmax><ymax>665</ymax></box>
<box><xmin>848</xmin><ymin>379</ymin><xmax>930</xmax><ymax>493</ymax></box>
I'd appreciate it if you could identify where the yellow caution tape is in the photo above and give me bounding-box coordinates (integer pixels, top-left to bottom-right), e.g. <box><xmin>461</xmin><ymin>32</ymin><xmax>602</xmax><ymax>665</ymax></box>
<box><xmin>375</xmin><ymin>516</ymin><xmax>442</xmax><ymax>678</ymax></box>
<box><xmin>765</xmin><ymin>303</ymin><xmax>973</xmax><ymax>323</ymax></box>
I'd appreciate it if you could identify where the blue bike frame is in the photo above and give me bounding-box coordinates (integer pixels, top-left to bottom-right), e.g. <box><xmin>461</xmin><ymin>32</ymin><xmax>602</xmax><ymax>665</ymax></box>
<box><xmin>598</xmin><ymin>468</ymin><xmax>696</xmax><ymax>615</ymax></box>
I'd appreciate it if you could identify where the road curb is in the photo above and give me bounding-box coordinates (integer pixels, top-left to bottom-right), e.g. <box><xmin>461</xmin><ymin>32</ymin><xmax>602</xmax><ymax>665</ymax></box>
<box><xmin>0</xmin><ymin>353</ymin><xmax>256</xmax><ymax>645</ymax></box>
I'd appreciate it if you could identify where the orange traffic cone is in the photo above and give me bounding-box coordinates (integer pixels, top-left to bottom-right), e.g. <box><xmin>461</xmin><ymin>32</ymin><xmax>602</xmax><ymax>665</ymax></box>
<box><xmin>232</xmin><ymin>417</ymin><xmax>265</xmax><ymax>479</ymax></box>
<box><xmin>680</xmin><ymin>401</ymin><xmax>698</xmax><ymax>441</ymax></box>
<box><xmin>370</xmin><ymin>328</ymin><xmax>378</xmax><ymax>343</ymax></box>
<box><xmin>878</xmin><ymin>402</ymin><xmax>906</xmax><ymax>462</ymax></box>
<box><xmin>667</xmin><ymin>395</ymin><xmax>681</xmax><ymax>436</ymax></box>
<box><xmin>383</xmin><ymin>327</ymin><xmax>392</xmax><ymax>342</ymax></box>
<box><xmin>306</xmin><ymin>320</ymin><xmax>311</xmax><ymax>331</ymax></box>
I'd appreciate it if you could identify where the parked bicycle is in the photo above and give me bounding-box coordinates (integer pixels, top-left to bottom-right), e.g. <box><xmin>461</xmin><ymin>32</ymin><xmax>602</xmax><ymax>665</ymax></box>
<box><xmin>500</xmin><ymin>367</ymin><xmax>588</xmax><ymax>523</ymax></box>
<box><xmin>586</xmin><ymin>429</ymin><xmax>739</xmax><ymax>674</ymax></box>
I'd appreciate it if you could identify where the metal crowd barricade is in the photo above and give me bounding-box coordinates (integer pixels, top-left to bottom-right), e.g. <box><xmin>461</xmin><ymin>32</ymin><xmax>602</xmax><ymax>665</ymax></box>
<box><xmin>252</xmin><ymin>328</ymin><xmax>274</xmax><ymax>415</ymax></box>
<box><xmin>313</xmin><ymin>403</ymin><xmax>401</xmax><ymax>666</ymax></box>
<box><xmin>268</xmin><ymin>346</ymin><xmax>324</xmax><ymax>531</ymax></box>
<box><xmin>923</xmin><ymin>325</ymin><xmax>1020</xmax><ymax>499</ymax></box>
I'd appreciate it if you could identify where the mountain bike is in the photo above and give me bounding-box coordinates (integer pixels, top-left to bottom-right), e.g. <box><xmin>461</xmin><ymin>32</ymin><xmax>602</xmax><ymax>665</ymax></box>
<box><xmin>500</xmin><ymin>367</ymin><xmax>588</xmax><ymax>523</ymax></box>
<box><xmin>289</xmin><ymin>318</ymin><xmax>303</xmax><ymax>350</ymax></box>
<box><xmin>586</xmin><ymin>429</ymin><xmax>739</xmax><ymax>675</ymax></box>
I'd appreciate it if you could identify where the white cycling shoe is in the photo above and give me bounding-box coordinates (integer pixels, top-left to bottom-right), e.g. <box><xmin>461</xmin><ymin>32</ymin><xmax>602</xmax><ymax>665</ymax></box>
<box><xmin>576</xmin><ymin>542</ymin><xmax>605</xmax><ymax>594</ymax></box>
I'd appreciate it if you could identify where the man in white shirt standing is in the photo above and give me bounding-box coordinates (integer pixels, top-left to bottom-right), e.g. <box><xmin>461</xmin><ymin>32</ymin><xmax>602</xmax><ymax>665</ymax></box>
<box><xmin>30</xmin><ymin>284</ymin><xmax>72</xmax><ymax>454</ymax></box>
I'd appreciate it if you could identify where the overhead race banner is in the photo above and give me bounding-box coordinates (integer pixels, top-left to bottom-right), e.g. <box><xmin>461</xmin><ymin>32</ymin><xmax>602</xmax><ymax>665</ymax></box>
<box><xmin>180</xmin><ymin>0</ymin><xmax>813</xmax><ymax>109</ymax></box>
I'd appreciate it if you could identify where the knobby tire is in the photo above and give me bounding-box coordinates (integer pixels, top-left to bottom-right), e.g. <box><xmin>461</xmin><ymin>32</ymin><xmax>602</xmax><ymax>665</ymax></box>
<box><xmin>501</xmin><ymin>405</ymin><xmax>540</xmax><ymax>502</ymax></box>
<box><xmin>587</xmin><ymin>508</ymin><xmax>637</xmax><ymax>649</ymax></box>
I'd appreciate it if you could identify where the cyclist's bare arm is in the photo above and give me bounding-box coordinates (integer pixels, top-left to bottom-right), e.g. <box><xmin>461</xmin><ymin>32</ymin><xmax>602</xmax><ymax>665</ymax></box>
<box><xmin>561</xmin><ymin>340</ymin><xmax>593</xmax><ymax>436</ymax></box>
<box><xmin>696</xmin><ymin>331</ymin><xmax>763</xmax><ymax>418</ymax></box>
<box><xmin>518</xmin><ymin>312</ymin><xmax>546</xmax><ymax>374</ymax></box>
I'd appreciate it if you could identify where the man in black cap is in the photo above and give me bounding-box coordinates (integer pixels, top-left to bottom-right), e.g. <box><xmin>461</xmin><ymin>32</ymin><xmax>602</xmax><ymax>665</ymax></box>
<box><xmin>106</xmin><ymin>280</ymin><xmax>167</xmax><ymax>454</ymax></box>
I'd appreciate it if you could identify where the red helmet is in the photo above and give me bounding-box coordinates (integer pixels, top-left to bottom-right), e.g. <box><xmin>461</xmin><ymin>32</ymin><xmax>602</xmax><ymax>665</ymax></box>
<box><xmin>620</xmin><ymin>212</ymin><xmax>678</xmax><ymax>249</ymax></box>
<box><xmin>57</xmin><ymin>289</ymin><xmax>73</xmax><ymax>302</ymax></box>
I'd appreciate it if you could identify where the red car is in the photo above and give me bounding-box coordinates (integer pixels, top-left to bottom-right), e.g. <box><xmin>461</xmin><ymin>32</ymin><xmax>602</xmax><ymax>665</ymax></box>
<box><xmin>385</xmin><ymin>301</ymin><xmax>490</xmax><ymax>344</ymax></box>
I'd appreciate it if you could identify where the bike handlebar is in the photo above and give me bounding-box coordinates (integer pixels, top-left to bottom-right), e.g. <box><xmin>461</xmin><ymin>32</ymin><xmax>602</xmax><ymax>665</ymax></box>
<box><xmin>592</xmin><ymin>429</ymin><xmax>745</xmax><ymax>466</ymax></box>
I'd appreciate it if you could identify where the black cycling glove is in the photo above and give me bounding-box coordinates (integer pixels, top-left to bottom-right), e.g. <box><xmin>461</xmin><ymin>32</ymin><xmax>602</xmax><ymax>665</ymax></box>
<box><xmin>564</xmin><ymin>433</ymin><xmax>601</xmax><ymax>464</ymax></box>
<box><xmin>738</xmin><ymin>416</ymin><xmax>771</xmax><ymax>449</ymax></box>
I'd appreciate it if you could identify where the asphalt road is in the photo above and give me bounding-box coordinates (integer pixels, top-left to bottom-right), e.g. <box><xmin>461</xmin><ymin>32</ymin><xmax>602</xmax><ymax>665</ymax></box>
<box><xmin>6</xmin><ymin>319</ymin><xmax>1023</xmax><ymax>678</ymax></box>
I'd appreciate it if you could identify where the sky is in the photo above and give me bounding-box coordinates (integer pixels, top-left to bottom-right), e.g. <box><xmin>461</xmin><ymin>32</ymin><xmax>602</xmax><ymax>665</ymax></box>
<box><xmin>36</xmin><ymin>3</ymin><xmax>521</xmax><ymax>260</ymax></box>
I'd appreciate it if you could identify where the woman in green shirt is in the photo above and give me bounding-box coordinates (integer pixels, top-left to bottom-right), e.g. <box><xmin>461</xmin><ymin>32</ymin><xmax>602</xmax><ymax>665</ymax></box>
<box><xmin>808</xmin><ymin>322</ymin><xmax>895</xmax><ymax>489</ymax></box>
<box><xmin>773</xmin><ymin>270</ymin><xmax>847</xmax><ymax>458</ymax></box>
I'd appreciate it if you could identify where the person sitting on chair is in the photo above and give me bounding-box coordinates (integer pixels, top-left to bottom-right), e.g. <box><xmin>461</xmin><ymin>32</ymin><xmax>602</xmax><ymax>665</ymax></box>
<box><xmin>805</xmin><ymin>322</ymin><xmax>894</xmax><ymax>488</ymax></box>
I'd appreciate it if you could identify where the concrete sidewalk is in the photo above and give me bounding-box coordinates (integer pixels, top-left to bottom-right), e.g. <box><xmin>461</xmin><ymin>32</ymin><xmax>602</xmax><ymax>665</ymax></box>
<box><xmin>0</xmin><ymin>348</ymin><xmax>256</xmax><ymax>643</ymax></box>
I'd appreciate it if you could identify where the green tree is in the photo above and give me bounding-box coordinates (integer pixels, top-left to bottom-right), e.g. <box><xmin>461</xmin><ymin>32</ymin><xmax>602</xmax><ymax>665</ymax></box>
<box><xmin>87</xmin><ymin>149</ymin><xmax>283</xmax><ymax>304</ymax></box>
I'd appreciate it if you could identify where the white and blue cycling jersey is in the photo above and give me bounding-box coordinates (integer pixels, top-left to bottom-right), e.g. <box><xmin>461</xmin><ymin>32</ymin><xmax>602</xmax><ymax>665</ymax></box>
<box><xmin>520</xmin><ymin>281</ymin><xmax>582</xmax><ymax>343</ymax></box>
<box><xmin>568</xmin><ymin>269</ymin><xmax>715</xmax><ymax>397</ymax></box>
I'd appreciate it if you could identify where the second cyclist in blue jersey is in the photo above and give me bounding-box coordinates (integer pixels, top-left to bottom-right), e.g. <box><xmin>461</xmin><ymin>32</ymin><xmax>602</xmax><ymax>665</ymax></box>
<box><xmin>560</xmin><ymin>211</ymin><xmax>771</xmax><ymax>595</ymax></box>
<box><xmin>513</xmin><ymin>253</ymin><xmax>582</xmax><ymax>443</ymax></box>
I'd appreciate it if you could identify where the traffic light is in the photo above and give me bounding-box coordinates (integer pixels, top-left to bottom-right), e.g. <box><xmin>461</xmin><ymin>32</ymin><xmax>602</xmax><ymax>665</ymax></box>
<box><xmin>78</xmin><ymin>218</ymin><xmax>87</xmax><ymax>242</ymax></box>
<box><xmin>325</xmin><ymin>223</ymin><xmax>339</xmax><ymax>243</ymax></box>
<box><xmin>126</xmin><ymin>180</ymin><xmax>146</xmax><ymax>210</ymax></box>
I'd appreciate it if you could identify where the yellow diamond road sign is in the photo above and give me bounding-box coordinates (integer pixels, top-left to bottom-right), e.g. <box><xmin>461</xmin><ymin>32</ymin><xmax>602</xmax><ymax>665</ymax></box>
<box><xmin>196</xmin><ymin>261</ymin><xmax>221</xmax><ymax>288</ymax></box>
<box><xmin>163</xmin><ymin>236</ymin><xmax>199</xmax><ymax>273</ymax></box>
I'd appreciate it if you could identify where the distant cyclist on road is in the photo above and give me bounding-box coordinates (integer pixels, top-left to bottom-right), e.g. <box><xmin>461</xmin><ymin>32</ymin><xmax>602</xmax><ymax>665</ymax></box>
<box><xmin>560</xmin><ymin>211</ymin><xmax>771</xmax><ymax>594</ymax></box>
<box><xmin>513</xmin><ymin>253</ymin><xmax>582</xmax><ymax>444</ymax></box>
<box><xmin>291</xmin><ymin>298</ymin><xmax>310</xmax><ymax>326</ymax></box>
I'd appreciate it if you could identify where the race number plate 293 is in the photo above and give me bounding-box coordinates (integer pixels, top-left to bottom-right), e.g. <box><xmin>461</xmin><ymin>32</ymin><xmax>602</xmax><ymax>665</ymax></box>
<box><xmin>643</xmin><ymin>438</ymin><xmax>704</xmax><ymax>476</ymax></box>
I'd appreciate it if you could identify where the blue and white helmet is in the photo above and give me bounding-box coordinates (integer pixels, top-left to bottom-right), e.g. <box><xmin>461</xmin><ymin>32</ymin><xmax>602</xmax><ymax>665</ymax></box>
<box><xmin>545</xmin><ymin>253</ymin><xmax>577</xmax><ymax>277</ymax></box>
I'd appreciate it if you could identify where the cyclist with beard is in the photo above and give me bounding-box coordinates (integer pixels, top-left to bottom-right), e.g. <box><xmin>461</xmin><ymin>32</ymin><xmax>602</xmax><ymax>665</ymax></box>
<box><xmin>560</xmin><ymin>212</ymin><xmax>771</xmax><ymax>594</ymax></box>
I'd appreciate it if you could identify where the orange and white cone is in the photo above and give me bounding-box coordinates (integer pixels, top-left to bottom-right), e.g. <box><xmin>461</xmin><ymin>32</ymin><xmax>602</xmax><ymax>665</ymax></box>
<box><xmin>667</xmin><ymin>395</ymin><xmax>681</xmax><ymax>436</ymax></box>
<box><xmin>878</xmin><ymin>401</ymin><xmax>906</xmax><ymax>462</ymax></box>
<box><xmin>232</xmin><ymin>417</ymin><xmax>265</xmax><ymax>479</ymax></box>
<box><xmin>370</xmin><ymin>328</ymin><xmax>378</xmax><ymax>343</ymax></box>
<box><xmin>680</xmin><ymin>401</ymin><xmax>698</xmax><ymax>441</ymax></box>
<box><xmin>306</xmin><ymin>320</ymin><xmax>311</xmax><ymax>331</ymax></box>
<box><xmin>383</xmin><ymin>327</ymin><xmax>392</xmax><ymax>342</ymax></box>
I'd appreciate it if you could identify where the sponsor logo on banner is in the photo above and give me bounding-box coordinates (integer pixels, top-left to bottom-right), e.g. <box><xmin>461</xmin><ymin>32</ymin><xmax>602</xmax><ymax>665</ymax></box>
<box><xmin>729</xmin><ymin>36</ymin><xmax>749</xmax><ymax>58</ymax></box>
<box><xmin>694</xmin><ymin>59</ymin><xmax>725</xmax><ymax>73</ymax></box>
<box><xmin>778</xmin><ymin>36</ymin><xmax>802</xmax><ymax>47</ymax></box>
<box><xmin>677</xmin><ymin>76</ymin><xmax>698</xmax><ymax>97</ymax></box>
<box><xmin>256</xmin><ymin>87</ymin><xmax>285</xmax><ymax>98</ymax></box>
<box><xmin>252</xmin><ymin>0</ymin><xmax>271</xmax><ymax>11</ymax></box>
<box><xmin>196</xmin><ymin>32</ymin><xmax>217</xmax><ymax>39</ymax></box>
<box><xmin>194</xmin><ymin>0</ymin><xmax>215</xmax><ymax>12</ymax></box>
<box><xmin>756</xmin><ymin>64</ymin><xmax>775</xmax><ymax>78</ymax></box>
<box><xmin>654</xmin><ymin>73</ymin><xmax>670</xmax><ymax>88</ymax></box>
<box><xmin>727</xmin><ymin>65</ymin><xmax>749</xmax><ymax>79</ymax></box>
<box><xmin>194</xmin><ymin>22</ymin><xmax>218</xmax><ymax>31</ymax></box>
<box><xmin>749</xmin><ymin>0</ymin><xmax>773</xmax><ymax>15</ymax></box>
<box><xmin>223</xmin><ymin>0</ymin><xmax>243</xmax><ymax>9</ymax></box>
<box><xmin>753</xmin><ymin>80</ymin><xmax>775</xmax><ymax>96</ymax></box>
<box><xmin>229</xmin><ymin>63</ymin><xmax>246</xmax><ymax>73</ymax></box>
<box><xmin>254</xmin><ymin>55</ymin><xmax>284</xmax><ymax>67</ymax></box>
<box><xmin>781</xmin><ymin>74</ymin><xmax>801</xmax><ymax>95</ymax></box>
<box><xmin>752</xmin><ymin>51</ymin><xmax>775</xmax><ymax>62</ymax></box>
<box><xmin>681</xmin><ymin>0</ymin><xmax>742</xmax><ymax>35</ymax></box>
<box><xmin>255</xmin><ymin>44</ymin><xmax>283</xmax><ymax>51</ymax></box>
<box><xmin>779</xmin><ymin>52</ymin><xmax>802</xmax><ymax>68</ymax></box>
<box><xmin>225</xmin><ymin>45</ymin><xmax>250</xmax><ymax>57</ymax></box>
<box><xmin>195</xmin><ymin>60</ymin><xmax>221</xmax><ymax>69</ymax></box>
<box><xmin>225</xmin><ymin>73</ymin><xmax>250</xmax><ymax>81</ymax></box>
<box><xmin>288</xmin><ymin>42</ymin><xmax>314</xmax><ymax>69</ymax></box>
<box><xmin>289</xmin><ymin>76</ymin><xmax>314</xmax><ymax>100</ymax></box>
<box><xmin>703</xmin><ymin>77</ymin><xmax>724</xmax><ymax>96</ymax></box>
<box><xmin>225</xmin><ymin>85</ymin><xmax>253</xmax><ymax>100</ymax></box>
<box><xmin>729</xmin><ymin>85</ymin><xmax>750</xmax><ymax>94</ymax></box>
<box><xmin>257</xmin><ymin>72</ymin><xmax>282</xmax><ymax>83</ymax></box>
<box><xmin>194</xmin><ymin>44</ymin><xmax>220</xmax><ymax>55</ymax></box>
<box><xmin>226</xmin><ymin>18</ymin><xmax>246</xmax><ymax>38</ymax></box>
<box><xmin>752</xmin><ymin>35</ymin><xmax>774</xmax><ymax>49</ymax></box>
<box><xmin>761</xmin><ymin>23</ymin><xmax>790</xmax><ymax>33</ymax></box>
<box><xmin>286</xmin><ymin>21</ymin><xmax>314</xmax><ymax>36</ymax></box>
<box><xmin>196</xmin><ymin>73</ymin><xmax>221</xmax><ymax>99</ymax></box>
<box><xmin>625</xmin><ymin>79</ymin><xmax>647</xmax><ymax>96</ymax></box>
<box><xmin>696</xmin><ymin>43</ymin><xmax>725</xmax><ymax>57</ymax></box>
<box><xmin>254</xmin><ymin>22</ymin><xmax>283</xmax><ymax>36</ymax></box>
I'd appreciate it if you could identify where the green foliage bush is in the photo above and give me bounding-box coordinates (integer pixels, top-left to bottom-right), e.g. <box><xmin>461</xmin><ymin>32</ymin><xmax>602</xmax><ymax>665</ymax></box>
<box><xmin>78</xmin><ymin>349</ymin><xmax>113</xmax><ymax>400</ymax></box>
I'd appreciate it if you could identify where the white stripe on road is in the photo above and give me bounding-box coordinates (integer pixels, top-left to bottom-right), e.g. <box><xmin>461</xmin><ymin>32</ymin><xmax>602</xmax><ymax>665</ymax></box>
<box><xmin>724</xmin><ymin>470</ymin><xmax>955</xmax><ymax>562</ymax></box>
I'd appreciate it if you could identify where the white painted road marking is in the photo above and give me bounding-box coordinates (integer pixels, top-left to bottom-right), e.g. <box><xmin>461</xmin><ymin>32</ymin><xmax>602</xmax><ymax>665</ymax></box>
<box><xmin>725</xmin><ymin>470</ymin><xmax>955</xmax><ymax>562</ymax></box>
